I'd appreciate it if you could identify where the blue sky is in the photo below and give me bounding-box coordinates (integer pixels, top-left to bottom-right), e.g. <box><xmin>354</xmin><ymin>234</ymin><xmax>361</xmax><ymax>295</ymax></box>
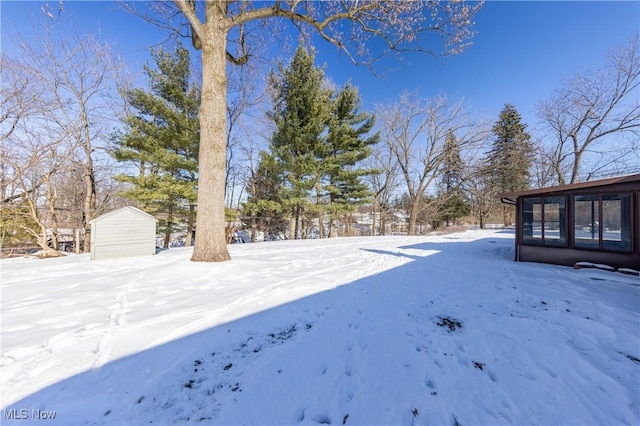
<box><xmin>314</xmin><ymin>1</ymin><xmax>640</xmax><ymax>129</ymax></box>
<box><xmin>2</xmin><ymin>1</ymin><xmax>639</xmax><ymax>137</ymax></box>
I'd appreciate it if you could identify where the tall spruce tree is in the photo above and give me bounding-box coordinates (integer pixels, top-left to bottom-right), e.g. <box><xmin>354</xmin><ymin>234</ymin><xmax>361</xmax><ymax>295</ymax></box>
<box><xmin>437</xmin><ymin>129</ymin><xmax>469</xmax><ymax>226</ymax></box>
<box><xmin>112</xmin><ymin>43</ymin><xmax>199</xmax><ymax>247</ymax></box>
<box><xmin>323</xmin><ymin>84</ymin><xmax>379</xmax><ymax>237</ymax></box>
<box><xmin>486</xmin><ymin>104</ymin><xmax>533</xmax><ymax>225</ymax></box>
<box><xmin>268</xmin><ymin>45</ymin><xmax>329</xmax><ymax>239</ymax></box>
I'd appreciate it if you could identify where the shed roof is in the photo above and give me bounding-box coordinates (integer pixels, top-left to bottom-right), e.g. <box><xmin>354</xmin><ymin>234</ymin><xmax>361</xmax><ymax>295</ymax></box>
<box><xmin>89</xmin><ymin>206</ymin><xmax>157</xmax><ymax>224</ymax></box>
<box><xmin>500</xmin><ymin>173</ymin><xmax>640</xmax><ymax>201</ymax></box>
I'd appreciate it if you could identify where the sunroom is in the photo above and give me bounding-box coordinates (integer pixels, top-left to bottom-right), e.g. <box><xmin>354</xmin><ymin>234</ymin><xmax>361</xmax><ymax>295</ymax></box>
<box><xmin>500</xmin><ymin>174</ymin><xmax>640</xmax><ymax>271</ymax></box>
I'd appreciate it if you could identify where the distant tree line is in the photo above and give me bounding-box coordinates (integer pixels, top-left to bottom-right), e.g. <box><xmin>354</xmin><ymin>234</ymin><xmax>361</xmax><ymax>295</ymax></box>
<box><xmin>1</xmin><ymin>11</ymin><xmax>637</xmax><ymax>256</ymax></box>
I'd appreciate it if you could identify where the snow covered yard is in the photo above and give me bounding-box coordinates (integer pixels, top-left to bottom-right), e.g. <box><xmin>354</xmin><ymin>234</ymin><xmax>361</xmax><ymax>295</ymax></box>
<box><xmin>1</xmin><ymin>229</ymin><xmax>638</xmax><ymax>425</ymax></box>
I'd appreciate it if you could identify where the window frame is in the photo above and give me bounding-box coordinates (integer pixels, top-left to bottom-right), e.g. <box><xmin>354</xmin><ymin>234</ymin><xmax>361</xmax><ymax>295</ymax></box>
<box><xmin>572</xmin><ymin>192</ymin><xmax>633</xmax><ymax>253</ymax></box>
<box><xmin>521</xmin><ymin>195</ymin><xmax>567</xmax><ymax>247</ymax></box>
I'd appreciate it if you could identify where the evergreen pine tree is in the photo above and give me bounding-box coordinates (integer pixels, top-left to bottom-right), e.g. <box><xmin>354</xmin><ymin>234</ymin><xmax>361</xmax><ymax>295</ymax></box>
<box><xmin>112</xmin><ymin>43</ymin><xmax>199</xmax><ymax>247</ymax></box>
<box><xmin>437</xmin><ymin>130</ymin><xmax>469</xmax><ymax>226</ymax></box>
<box><xmin>268</xmin><ymin>44</ymin><xmax>329</xmax><ymax>239</ymax></box>
<box><xmin>323</xmin><ymin>83</ymin><xmax>379</xmax><ymax>237</ymax></box>
<box><xmin>486</xmin><ymin>104</ymin><xmax>534</xmax><ymax>225</ymax></box>
<box><xmin>261</xmin><ymin>46</ymin><xmax>379</xmax><ymax>239</ymax></box>
<box><xmin>0</xmin><ymin>201</ymin><xmax>40</xmax><ymax>249</ymax></box>
<box><xmin>242</xmin><ymin>151</ymin><xmax>289</xmax><ymax>240</ymax></box>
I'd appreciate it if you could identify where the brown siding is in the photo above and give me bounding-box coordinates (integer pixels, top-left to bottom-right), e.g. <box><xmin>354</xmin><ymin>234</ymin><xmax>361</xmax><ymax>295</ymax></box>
<box><xmin>513</xmin><ymin>182</ymin><xmax>639</xmax><ymax>270</ymax></box>
<box><xmin>518</xmin><ymin>245</ymin><xmax>640</xmax><ymax>270</ymax></box>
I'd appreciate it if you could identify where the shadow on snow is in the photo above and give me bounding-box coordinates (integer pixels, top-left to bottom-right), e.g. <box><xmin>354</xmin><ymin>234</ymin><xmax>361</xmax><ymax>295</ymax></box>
<box><xmin>4</xmin><ymin>232</ymin><xmax>561</xmax><ymax>425</ymax></box>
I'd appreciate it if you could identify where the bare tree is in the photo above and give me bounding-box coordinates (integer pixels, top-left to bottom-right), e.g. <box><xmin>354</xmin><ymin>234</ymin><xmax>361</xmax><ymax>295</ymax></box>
<box><xmin>2</xmin><ymin>17</ymin><xmax>122</xmax><ymax>254</ymax></box>
<box><xmin>1</xmin><ymin>48</ymin><xmax>67</xmax><ymax>256</ymax></box>
<box><xmin>377</xmin><ymin>92</ymin><xmax>478</xmax><ymax>235</ymax></box>
<box><xmin>364</xmin><ymin>143</ymin><xmax>400</xmax><ymax>236</ymax></box>
<box><xmin>1</xmin><ymin>55</ymin><xmax>48</xmax><ymax>203</ymax></box>
<box><xmin>126</xmin><ymin>0</ymin><xmax>483</xmax><ymax>261</ymax></box>
<box><xmin>462</xmin><ymin>162</ymin><xmax>494</xmax><ymax>230</ymax></box>
<box><xmin>2</xmin><ymin>124</ymin><xmax>67</xmax><ymax>257</ymax></box>
<box><xmin>537</xmin><ymin>35</ymin><xmax>640</xmax><ymax>184</ymax></box>
<box><xmin>225</xmin><ymin>33</ymin><xmax>274</xmax><ymax>209</ymax></box>
<box><xmin>0</xmin><ymin>55</ymin><xmax>47</xmax><ymax>144</ymax></box>
<box><xmin>529</xmin><ymin>142</ymin><xmax>560</xmax><ymax>189</ymax></box>
<box><xmin>15</xmin><ymin>24</ymin><xmax>121</xmax><ymax>252</ymax></box>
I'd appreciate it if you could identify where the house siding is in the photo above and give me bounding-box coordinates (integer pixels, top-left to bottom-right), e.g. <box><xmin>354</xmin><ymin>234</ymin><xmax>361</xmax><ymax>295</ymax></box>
<box><xmin>517</xmin><ymin>245</ymin><xmax>640</xmax><ymax>270</ymax></box>
<box><xmin>90</xmin><ymin>207</ymin><xmax>156</xmax><ymax>260</ymax></box>
<box><xmin>503</xmin><ymin>175</ymin><xmax>640</xmax><ymax>270</ymax></box>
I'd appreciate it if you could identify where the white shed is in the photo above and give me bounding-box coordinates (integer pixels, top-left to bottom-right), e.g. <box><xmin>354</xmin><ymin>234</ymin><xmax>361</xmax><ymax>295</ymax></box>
<box><xmin>90</xmin><ymin>206</ymin><xmax>157</xmax><ymax>260</ymax></box>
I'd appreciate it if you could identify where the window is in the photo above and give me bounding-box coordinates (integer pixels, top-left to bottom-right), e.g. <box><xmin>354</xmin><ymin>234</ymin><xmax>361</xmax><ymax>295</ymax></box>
<box><xmin>523</xmin><ymin>197</ymin><xmax>541</xmax><ymax>244</ymax></box>
<box><xmin>575</xmin><ymin>193</ymin><xmax>632</xmax><ymax>252</ymax></box>
<box><xmin>574</xmin><ymin>196</ymin><xmax>599</xmax><ymax>249</ymax></box>
<box><xmin>522</xmin><ymin>196</ymin><xmax>566</xmax><ymax>246</ymax></box>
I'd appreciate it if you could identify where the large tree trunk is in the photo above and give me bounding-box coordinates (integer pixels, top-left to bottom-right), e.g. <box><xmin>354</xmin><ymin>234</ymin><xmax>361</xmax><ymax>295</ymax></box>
<box><xmin>408</xmin><ymin>201</ymin><xmax>420</xmax><ymax>236</ymax></box>
<box><xmin>191</xmin><ymin>15</ymin><xmax>230</xmax><ymax>262</ymax></box>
